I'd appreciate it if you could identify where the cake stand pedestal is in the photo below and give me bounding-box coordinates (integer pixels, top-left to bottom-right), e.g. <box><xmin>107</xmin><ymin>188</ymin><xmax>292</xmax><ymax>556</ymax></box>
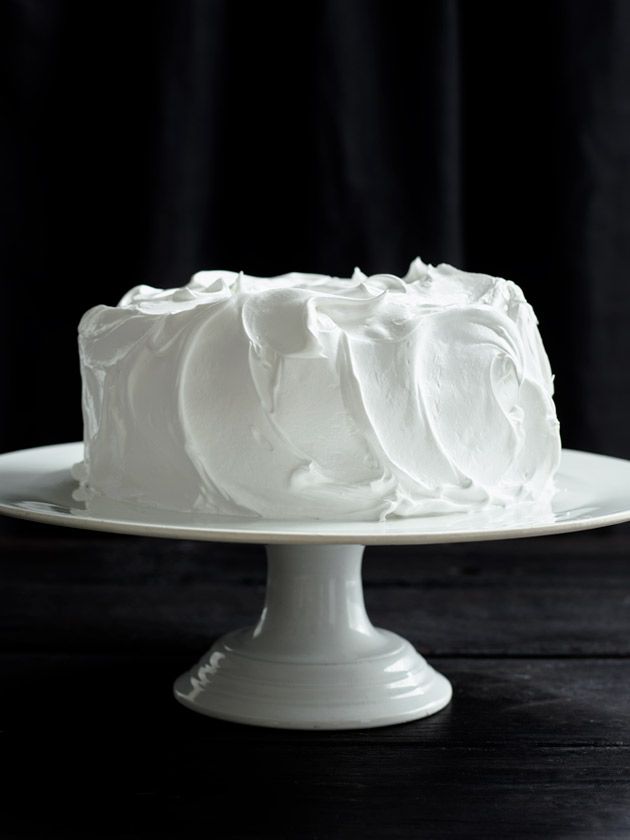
<box><xmin>174</xmin><ymin>543</ymin><xmax>451</xmax><ymax>728</ymax></box>
<box><xmin>3</xmin><ymin>443</ymin><xmax>630</xmax><ymax>729</ymax></box>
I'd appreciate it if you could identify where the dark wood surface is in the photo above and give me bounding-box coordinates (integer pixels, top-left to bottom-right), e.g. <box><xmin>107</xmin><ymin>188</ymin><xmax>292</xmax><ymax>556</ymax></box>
<box><xmin>2</xmin><ymin>515</ymin><xmax>630</xmax><ymax>838</ymax></box>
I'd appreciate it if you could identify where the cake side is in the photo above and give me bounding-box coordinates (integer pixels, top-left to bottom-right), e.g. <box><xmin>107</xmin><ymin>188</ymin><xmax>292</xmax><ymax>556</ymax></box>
<box><xmin>72</xmin><ymin>258</ymin><xmax>561</xmax><ymax>521</ymax></box>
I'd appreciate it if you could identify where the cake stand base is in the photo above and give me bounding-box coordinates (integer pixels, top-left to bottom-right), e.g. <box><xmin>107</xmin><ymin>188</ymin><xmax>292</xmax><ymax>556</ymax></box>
<box><xmin>173</xmin><ymin>544</ymin><xmax>452</xmax><ymax>729</ymax></box>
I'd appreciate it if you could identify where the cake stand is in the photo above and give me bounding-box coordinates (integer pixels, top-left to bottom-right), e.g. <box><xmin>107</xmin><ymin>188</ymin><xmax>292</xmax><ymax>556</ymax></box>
<box><xmin>3</xmin><ymin>443</ymin><xmax>630</xmax><ymax>730</ymax></box>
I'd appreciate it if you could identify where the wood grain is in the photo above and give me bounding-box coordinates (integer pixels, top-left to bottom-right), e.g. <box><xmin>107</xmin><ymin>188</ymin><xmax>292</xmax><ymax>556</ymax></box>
<box><xmin>2</xmin><ymin>518</ymin><xmax>630</xmax><ymax>838</ymax></box>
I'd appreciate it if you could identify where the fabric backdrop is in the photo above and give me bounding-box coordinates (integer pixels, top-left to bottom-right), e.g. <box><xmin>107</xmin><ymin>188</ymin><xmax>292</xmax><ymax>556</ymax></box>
<box><xmin>2</xmin><ymin>0</ymin><xmax>630</xmax><ymax>458</ymax></box>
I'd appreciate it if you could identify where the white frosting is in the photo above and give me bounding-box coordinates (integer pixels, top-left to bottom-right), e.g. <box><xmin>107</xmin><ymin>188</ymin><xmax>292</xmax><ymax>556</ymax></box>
<box><xmin>73</xmin><ymin>258</ymin><xmax>561</xmax><ymax>520</ymax></box>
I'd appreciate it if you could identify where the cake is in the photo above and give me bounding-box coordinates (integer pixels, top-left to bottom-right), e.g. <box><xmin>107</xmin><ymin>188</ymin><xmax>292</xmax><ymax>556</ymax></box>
<box><xmin>72</xmin><ymin>258</ymin><xmax>561</xmax><ymax>521</ymax></box>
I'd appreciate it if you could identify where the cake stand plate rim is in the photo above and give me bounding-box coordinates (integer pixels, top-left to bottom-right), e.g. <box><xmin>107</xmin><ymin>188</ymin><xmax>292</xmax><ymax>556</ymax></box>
<box><xmin>1</xmin><ymin>441</ymin><xmax>630</xmax><ymax>545</ymax></box>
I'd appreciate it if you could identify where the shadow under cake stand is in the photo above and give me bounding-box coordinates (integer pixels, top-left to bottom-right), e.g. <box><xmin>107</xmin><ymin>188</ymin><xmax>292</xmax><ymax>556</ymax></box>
<box><xmin>2</xmin><ymin>443</ymin><xmax>630</xmax><ymax>729</ymax></box>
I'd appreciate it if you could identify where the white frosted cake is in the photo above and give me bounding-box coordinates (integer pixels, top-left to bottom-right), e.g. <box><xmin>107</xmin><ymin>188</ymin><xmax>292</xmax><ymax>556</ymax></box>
<box><xmin>73</xmin><ymin>258</ymin><xmax>561</xmax><ymax>520</ymax></box>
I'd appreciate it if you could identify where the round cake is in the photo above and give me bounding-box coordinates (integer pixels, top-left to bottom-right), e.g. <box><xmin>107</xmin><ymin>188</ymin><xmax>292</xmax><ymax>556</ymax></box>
<box><xmin>72</xmin><ymin>258</ymin><xmax>561</xmax><ymax>520</ymax></box>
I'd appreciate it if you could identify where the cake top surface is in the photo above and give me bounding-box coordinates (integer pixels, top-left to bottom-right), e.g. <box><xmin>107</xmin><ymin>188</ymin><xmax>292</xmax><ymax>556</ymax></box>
<box><xmin>113</xmin><ymin>257</ymin><xmax>525</xmax><ymax>316</ymax></box>
<box><xmin>80</xmin><ymin>256</ymin><xmax>554</xmax><ymax>415</ymax></box>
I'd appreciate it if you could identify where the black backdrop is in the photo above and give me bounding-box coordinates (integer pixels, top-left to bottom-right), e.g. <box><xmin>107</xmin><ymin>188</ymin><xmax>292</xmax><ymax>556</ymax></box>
<box><xmin>3</xmin><ymin>0</ymin><xmax>630</xmax><ymax>458</ymax></box>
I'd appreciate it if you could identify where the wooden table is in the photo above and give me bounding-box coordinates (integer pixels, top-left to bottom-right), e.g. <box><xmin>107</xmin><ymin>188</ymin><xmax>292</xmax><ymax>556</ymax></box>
<box><xmin>2</xmin><ymin>516</ymin><xmax>630</xmax><ymax>838</ymax></box>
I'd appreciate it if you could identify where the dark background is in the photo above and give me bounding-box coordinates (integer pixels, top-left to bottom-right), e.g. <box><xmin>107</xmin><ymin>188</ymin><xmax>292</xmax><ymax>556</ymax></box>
<box><xmin>3</xmin><ymin>0</ymin><xmax>630</xmax><ymax>456</ymax></box>
<box><xmin>4</xmin><ymin>3</ymin><xmax>630</xmax><ymax>839</ymax></box>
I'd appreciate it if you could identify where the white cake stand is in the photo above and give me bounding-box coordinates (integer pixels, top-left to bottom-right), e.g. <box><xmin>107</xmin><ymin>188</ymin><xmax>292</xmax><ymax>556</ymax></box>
<box><xmin>3</xmin><ymin>442</ymin><xmax>630</xmax><ymax>729</ymax></box>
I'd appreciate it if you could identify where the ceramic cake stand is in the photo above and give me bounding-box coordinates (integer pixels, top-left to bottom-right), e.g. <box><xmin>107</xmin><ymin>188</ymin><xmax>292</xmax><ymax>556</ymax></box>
<box><xmin>3</xmin><ymin>443</ymin><xmax>630</xmax><ymax>729</ymax></box>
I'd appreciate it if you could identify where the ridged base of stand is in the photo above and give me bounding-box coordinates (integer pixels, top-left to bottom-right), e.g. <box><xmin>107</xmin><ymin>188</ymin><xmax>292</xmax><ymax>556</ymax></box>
<box><xmin>173</xmin><ymin>544</ymin><xmax>452</xmax><ymax>730</ymax></box>
<box><xmin>174</xmin><ymin>628</ymin><xmax>451</xmax><ymax>729</ymax></box>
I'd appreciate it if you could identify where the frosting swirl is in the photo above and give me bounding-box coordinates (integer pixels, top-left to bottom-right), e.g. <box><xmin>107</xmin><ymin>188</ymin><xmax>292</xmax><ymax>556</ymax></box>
<box><xmin>74</xmin><ymin>258</ymin><xmax>561</xmax><ymax>520</ymax></box>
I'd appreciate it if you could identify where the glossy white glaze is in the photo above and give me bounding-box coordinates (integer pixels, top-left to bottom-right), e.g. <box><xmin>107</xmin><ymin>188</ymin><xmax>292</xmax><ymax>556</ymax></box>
<box><xmin>73</xmin><ymin>259</ymin><xmax>560</xmax><ymax>520</ymax></box>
